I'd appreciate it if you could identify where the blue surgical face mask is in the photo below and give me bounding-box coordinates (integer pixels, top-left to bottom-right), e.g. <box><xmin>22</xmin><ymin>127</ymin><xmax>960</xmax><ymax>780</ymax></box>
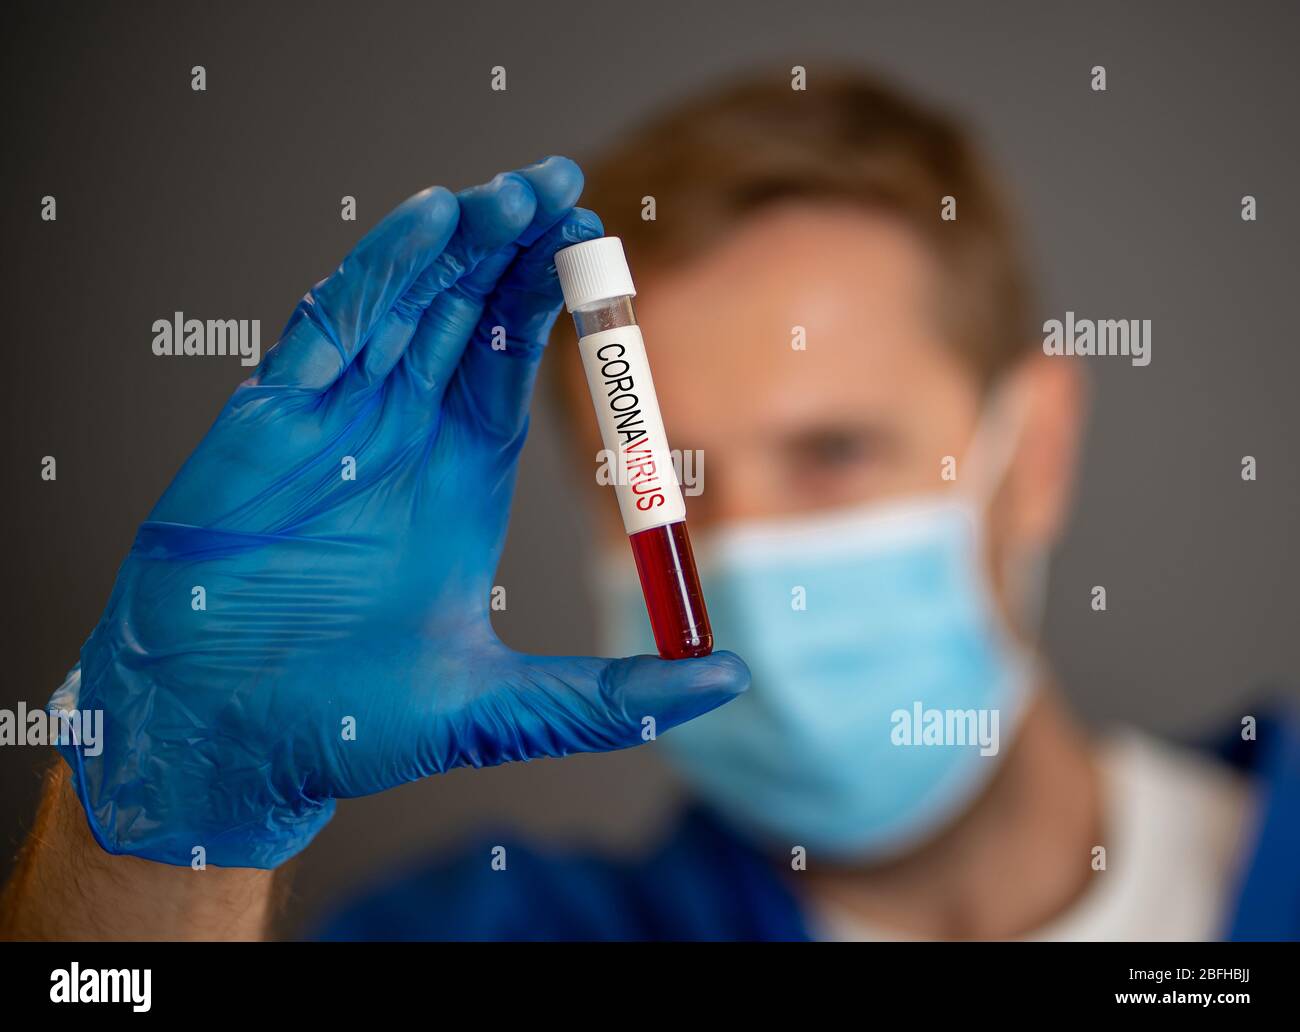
<box><xmin>593</xmin><ymin>401</ymin><xmax>1041</xmax><ymax>860</ymax></box>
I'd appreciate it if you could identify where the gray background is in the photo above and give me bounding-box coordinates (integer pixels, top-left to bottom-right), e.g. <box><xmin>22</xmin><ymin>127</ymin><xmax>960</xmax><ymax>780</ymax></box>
<box><xmin>2</xmin><ymin>0</ymin><xmax>1296</xmax><ymax>934</ymax></box>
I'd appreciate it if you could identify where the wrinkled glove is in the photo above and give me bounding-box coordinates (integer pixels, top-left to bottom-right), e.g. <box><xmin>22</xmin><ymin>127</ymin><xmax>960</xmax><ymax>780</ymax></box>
<box><xmin>50</xmin><ymin>156</ymin><xmax>748</xmax><ymax>869</ymax></box>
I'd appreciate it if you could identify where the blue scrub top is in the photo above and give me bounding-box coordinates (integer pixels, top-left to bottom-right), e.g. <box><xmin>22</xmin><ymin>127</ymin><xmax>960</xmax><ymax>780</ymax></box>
<box><xmin>314</xmin><ymin>709</ymin><xmax>1300</xmax><ymax>941</ymax></box>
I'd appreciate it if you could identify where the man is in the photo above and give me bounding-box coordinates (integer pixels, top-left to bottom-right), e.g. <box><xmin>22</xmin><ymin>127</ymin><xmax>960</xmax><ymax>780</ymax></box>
<box><xmin>3</xmin><ymin>70</ymin><xmax>1296</xmax><ymax>941</ymax></box>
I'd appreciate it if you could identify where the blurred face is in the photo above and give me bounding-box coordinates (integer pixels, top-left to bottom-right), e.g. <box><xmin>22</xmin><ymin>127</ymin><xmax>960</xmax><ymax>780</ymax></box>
<box><xmin>562</xmin><ymin>199</ymin><xmax>1083</xmax><ymax>622</ymax></box>
<box><xmin>633</xmin><ymin>202</ymin><xmax>981</xmax><ymax>529</ymax></box>
<box><xmin>566</xmin><ymin>202</ymin><xmax>1086</xmax><ymax>857</ymax></box>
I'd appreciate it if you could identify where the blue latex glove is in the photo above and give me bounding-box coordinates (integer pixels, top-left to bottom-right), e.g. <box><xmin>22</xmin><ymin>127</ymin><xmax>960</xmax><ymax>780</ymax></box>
<box><xmin>50</xmin><ymin>157</ymin><xmax>748</xmax><ymax>869</ymax></box>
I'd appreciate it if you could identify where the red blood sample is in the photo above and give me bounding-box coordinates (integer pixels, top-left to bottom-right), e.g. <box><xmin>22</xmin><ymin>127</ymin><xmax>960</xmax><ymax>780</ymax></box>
<box><xmin>629</xmin><ymin>520</ymin><xmax>713</xmax><ymax>659</ymax></box>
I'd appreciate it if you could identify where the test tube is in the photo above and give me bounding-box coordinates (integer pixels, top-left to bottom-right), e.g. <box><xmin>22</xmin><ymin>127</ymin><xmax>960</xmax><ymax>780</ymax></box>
<box><xmin>554</xmin><ymin>236</ymin><xmax>713</xmax><ymax>660</ymax></box>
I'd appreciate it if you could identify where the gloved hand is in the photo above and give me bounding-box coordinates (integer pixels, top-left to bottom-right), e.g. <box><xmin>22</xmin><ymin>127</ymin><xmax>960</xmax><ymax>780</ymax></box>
<box><xmin>50</xmin><ymin>157</ymin><xmax>748</xmax><ymax>869</ymax></box>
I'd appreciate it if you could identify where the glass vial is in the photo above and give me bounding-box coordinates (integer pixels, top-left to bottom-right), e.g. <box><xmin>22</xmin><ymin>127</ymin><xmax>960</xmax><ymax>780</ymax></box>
<box><xmin>554</xmin><ymin>237</ymin><xmax>713</xmax><ymax>660</ymax></box>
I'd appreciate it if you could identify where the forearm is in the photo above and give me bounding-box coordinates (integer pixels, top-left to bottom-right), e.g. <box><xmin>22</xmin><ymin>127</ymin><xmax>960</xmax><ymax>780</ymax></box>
<box><xmin>0</xmin><ymin>761</ymin><xmax>279</xmax><ymax>941</ymax></box>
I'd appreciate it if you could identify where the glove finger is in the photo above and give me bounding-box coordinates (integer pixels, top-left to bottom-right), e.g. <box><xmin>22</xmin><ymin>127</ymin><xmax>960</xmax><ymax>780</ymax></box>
<box><xmin>397</xmin><ymin>167</ymin><xmax>586</xmax><ymax>407</ymax></box>
<box><xmin>447</xmin><ymin>208</ymin><xmax>604</xmax><ymax>439</ymax></box>
<box><xmin>436</xmin><ymin>651</ymin><xmax>749</xmax><ymax>768</ymax></box>
<box><xmin>335</xmin><ymin>172</ymin><xmax>539</xmax><ymax>403</ymax></box>
<box><xmin>376</xmin><ymin>152</ymin><xmax>581</xmax><ymax>390</ymax></box>
<box><xmin>394</xmin><ymin>247</ymin><xmax>515</xmax><ymax>407</ymax></box>
<box><xmin>513</xmin><ymin>155</ymin><xmax>585</xmax><ymax>245</ymax></box>
<box><xmin>415</xmin><ymin>155</ymin><xmax>581</xmax><ymax>313</ymax></box>
<box><xmin>257</xmin><ymin>185</ymin><xmax>459</xmax><ymax>389</ymax></box>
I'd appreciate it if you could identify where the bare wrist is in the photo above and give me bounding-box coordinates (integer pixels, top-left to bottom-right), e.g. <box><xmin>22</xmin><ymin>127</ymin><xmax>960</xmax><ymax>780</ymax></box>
<box><xmin>1</xmin><ymin>761</ymin><xmax>282</xmax><ymax>941</ymax></box>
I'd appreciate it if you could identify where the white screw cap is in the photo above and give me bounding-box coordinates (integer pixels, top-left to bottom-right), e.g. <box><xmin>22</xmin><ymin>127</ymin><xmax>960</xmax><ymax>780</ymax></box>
<box><xmin>554</xmin><ymin>236</ymin><xmax>636</xmax><ymax>312</ymax></box>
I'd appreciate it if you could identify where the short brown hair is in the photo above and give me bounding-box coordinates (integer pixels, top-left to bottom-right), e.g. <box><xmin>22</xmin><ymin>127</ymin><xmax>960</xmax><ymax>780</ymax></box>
<box><xmin>568</xmin><ymin>67</ymin><xmax>1036</xmax><ymax>384</ymax></box>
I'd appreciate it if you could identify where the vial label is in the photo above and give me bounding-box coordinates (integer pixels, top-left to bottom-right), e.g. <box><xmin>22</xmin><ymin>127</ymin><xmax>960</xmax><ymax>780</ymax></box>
<box><xmin>577</xmin><ymin>324</ymin><xmax>687</xmax><ymax>535</ymax></box>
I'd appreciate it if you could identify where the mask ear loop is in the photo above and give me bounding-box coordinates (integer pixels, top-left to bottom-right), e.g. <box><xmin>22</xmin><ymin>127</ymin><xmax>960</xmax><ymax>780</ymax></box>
<box><xmin>1008</xmin><ymin>546</ymin><xmax>1051</xmax><ymax>639</ymax></box>
<box><xmin>960</xmin><ymin>374</ymin><xmax>1052</xmax><ymax>638</ymax></box>
<box><xmin>959</xmin><ymin>376</ymin><xmax>1027</xmax><ymax>509</ymax></box>
<box><xmin>941</xmin><ymin>376</ymin><xmax>1045</xmax><ymax>765</ymax></box>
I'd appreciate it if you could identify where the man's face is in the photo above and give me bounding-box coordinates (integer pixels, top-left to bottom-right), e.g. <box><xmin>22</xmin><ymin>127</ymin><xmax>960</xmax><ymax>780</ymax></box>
<box><xmin>575</xmin><ymin>202</ymin><xmax>985</xmax><ymax>537</ymax></box>
<box><xmin>560</xmin><ymin>201</ymin><xmax>1084</xmax><ymax>857</ymax></box>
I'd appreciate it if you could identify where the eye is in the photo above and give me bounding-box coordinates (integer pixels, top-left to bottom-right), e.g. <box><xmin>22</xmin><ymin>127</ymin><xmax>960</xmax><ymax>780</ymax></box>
<box><xmin>786</xmin><ymin>427</ymin><xmax>890</xmax><ymax>473</ymax></box>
